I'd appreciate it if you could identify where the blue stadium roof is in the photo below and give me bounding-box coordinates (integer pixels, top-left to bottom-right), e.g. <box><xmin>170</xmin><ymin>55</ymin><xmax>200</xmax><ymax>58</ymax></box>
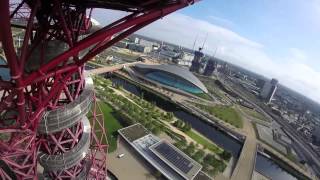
<box><xmin>134</xmin><ymin>64</ymin><xmax>208</xmax><ymax>93</ymax></box>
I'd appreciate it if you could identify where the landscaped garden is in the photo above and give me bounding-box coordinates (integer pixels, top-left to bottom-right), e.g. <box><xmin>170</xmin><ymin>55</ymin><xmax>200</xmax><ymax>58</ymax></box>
<box><xmin>93</xmin><ymin>75</ymin><xmax>231</xmax><ymax>176</ymax></box>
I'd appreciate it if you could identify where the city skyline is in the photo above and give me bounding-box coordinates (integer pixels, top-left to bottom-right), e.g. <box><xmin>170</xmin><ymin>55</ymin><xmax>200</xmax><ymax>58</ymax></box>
<box><xmin>93</xmin><ymin>0</ymin><xmax>320</xmax><ymax>103</ymax></box>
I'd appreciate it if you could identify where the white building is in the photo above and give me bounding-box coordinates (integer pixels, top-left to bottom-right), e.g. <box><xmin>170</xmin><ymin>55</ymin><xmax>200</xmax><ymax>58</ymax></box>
<box><xmin>127</xmin><ymin>44</ymin><xmax>151</xmax><ymax>53</ymax></box>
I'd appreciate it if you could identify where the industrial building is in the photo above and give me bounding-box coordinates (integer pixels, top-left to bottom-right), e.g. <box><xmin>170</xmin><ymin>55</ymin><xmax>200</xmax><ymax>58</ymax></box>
<box><xmin>130</xmin><ymin>63</ymin><xmax>208</xmax><ymax>94</ymax></box>
<box><xmin>260</xmin><ymin>78</ymin><xmax>278</xmax><ymax>103</ymax></box>
<box><xmin>118</xmin><ymin>124</ymin><xmax>208</xmax><ymax>180</ymax></box>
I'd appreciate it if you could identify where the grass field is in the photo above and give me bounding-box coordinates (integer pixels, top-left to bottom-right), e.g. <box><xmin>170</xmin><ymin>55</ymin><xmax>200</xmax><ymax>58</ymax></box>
<box><xmin>185</xmin><ymin>130</ymin><xmax>223</xmax><ymax>154</ymax></box>
<box><xmin>194</xmin><ymin>93</ymin><xmax>213</xmax><ymax>101</ymax></box>
<box><xmin>98</xmin><ymin>101</ymin><xmax>123</xmax><ymax>153</ymax></box>
<box><xmin>240</xmin><ymin>106</ymin><xmax>269</xmax><ymax>122</ymax></box>
<box><xmin>199</xmin><ymin>104</ymin><xmax>243</xmax><ymax>128</ymax></box>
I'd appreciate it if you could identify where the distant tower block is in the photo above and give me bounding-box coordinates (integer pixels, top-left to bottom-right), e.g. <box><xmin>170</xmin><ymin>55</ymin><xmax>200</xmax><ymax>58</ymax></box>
<box><xmin>190</xmin><ymin>48</ymin><xmax>204</xmax><ymax>73</ymax></box>
<box><xmin>203</xmin><ymin>59</ymin><xmax>216</xmax><ymax>76</ymax></box>
<box><xmin>260</xmin><ymin>78</ymin><xmax>278</xmax><ymax>103</ymax></box>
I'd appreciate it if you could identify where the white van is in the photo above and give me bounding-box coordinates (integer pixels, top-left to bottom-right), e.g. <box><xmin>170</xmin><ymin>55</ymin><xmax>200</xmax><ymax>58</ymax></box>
<box><xmin>117</xmin><ymin>153</ymin><xmax>125</xmax><ymax>158</ymax></box>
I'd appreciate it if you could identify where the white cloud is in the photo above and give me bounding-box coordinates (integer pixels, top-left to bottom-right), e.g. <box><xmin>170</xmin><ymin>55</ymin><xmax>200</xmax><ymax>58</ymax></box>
<box><xmin>207</xmin><ymin>15</ymin><xmax>234</xmax><ymax>28</ymax></box>
<box><xmin>93</xmin><ymin>10</ymin><xmax>320</xmax><ymax>103</ymax></box>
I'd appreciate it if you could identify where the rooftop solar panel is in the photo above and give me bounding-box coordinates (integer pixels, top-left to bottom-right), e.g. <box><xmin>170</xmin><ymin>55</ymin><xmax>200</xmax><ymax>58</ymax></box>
<box><xmin>154</xmin><ymin>142</ymin><xmax>194</xmax><ymax>174</ymax></box>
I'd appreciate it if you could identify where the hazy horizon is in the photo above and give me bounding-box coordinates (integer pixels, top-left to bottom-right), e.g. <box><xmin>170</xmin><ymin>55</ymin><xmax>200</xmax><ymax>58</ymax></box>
<box><xmin>93</xmin><ymin>0</ymin><xmax>320</xmax><ymax>103</ymax></box>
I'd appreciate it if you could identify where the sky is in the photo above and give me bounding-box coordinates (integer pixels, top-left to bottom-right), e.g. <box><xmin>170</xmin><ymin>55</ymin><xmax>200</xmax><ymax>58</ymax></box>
<box><xmin>93</xmin><ymin>0</ymin><xmax>320</xmax><ymax>103</ymax></box>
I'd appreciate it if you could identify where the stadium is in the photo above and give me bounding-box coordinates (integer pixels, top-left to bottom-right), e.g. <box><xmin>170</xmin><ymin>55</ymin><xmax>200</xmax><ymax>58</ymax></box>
<box><xmin>129</xmin><ymin>64</ymin><xmax>208</xmax><ymax>95</ymax></box>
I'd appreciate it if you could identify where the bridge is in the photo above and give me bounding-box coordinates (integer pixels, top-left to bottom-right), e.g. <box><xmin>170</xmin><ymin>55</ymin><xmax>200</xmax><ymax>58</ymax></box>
<box><xmin>86</xmin><ymin>61</ymin><xmax>140</xmax><ymax>75</ymax></box>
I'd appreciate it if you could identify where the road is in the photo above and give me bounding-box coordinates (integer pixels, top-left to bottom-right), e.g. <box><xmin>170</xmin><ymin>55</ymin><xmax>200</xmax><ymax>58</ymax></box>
<box><xmin>228</xmin><ymin>106</ymin><xmax>258</xmax><ymax>180</ymax></box>
<box><xmin>221</xmin><ymin>77</ymin><xmax>320</xmax><ymax>178</ymax></box>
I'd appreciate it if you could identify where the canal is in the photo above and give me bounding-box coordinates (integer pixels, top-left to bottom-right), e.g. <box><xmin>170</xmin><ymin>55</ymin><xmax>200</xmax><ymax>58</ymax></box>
<box><xmin>110</xmin><ymin>75</ymin><xmax>307</xmax><ymax>180</ymax></box>
<box><xmin>255</xmin><ymin>153</ymin><xmax>298</xmax><ymax>180</ymax></box>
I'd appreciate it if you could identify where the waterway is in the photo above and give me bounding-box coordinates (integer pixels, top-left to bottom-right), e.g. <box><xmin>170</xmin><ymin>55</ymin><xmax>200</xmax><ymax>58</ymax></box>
<box><xmin>255</xmin><ymin>153</ymin><xmax>298</xmax><ymax>180</ymax></box>
<box><xmin>110</xmin><ymin>75</ymin><xmax>306</xmax><ymax>180</ymax></box>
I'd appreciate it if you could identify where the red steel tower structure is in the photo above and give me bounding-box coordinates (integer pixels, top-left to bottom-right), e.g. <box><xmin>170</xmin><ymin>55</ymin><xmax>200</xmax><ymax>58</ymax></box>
<box><xmin>0</xmin><ymin>0</ymin><xmax>198</xmax><ymax>179</ymax></box>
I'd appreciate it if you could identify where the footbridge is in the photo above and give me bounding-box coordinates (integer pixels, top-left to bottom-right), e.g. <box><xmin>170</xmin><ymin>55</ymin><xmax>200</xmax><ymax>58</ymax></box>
<box><xmin>86</xmin><ymin>62</ymin><xmax>140</xmax><ymax>75</ymax></box>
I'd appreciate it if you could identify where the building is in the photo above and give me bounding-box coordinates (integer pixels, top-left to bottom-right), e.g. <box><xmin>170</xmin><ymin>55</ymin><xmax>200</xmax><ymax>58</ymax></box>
<box><xmin>158</xmin><ymin>49</ymin><xmax>180</xmax><ymax>61</ymax></box>
<box><xmin>256</xmin><ymin>79</ymin><xmax>266</xmax><ymax>89</ymax></box>
<box><xmin>189</xmin><ymin>48</ymin><xmax>204</xmax><ymax>73</ymax></box>
<box><xmin>312</xmin><ymin>126</ymin><xmax>320</xmax><ymax>146</ymax></box>
<box><xmin>139</xmin><ymin>38</ymin><xmax>159</xmax><ymax>48</ymax></box>
<box><xmin>203</xmin><ymin>59</ymin><xmax>216</xmax><ymax>76</ymax></box>
<box><xmin>118</xmin><ymin>124</ymin><xmax>210</xmax><ymax>180</ymax></box>
<box><xmin>218</xmin><ymin>62</ymin><xmax>230</xmax><ymax>75</ymax></box>
<box><xmin>129</xmin><ymin>64</ymin><xmax>208</xmax><ymax>94</ymax></box>
<box><xmin>181</xmin><ymin>52</ymin><xmax>194</xmax><ymax>62</ymax></box>
<box><xmin>114</xmin><ymin>41</ymin><xmax>129</xmax><ymax>48</ymax></box>
<box><xmin>127</xmin><ymin>43</ymin><xmax>152</xmax><ymax>53</ymax></box>
<box><xmin>174</xmin><ymin>52</ymin><xmax>194</xmax><ymax>67</ymax></box>
<box><xmin>260</xmin><ymin>78</ymin><xmax>278</xmax><ymax>103</ymax></box>
<box><xmin>175</xmin><ymin>59</ymin><xmax>192</xmax><ymax>67</ymax></box>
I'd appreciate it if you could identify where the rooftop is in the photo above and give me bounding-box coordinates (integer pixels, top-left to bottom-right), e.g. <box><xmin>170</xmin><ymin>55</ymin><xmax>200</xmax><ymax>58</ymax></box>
<box><xmin>118</xmin><ymin>123</ymin><xmax>149</xmax><ymax>142</ymax></box>
<box><xmin>118</xmin><ymin>124</ymin><xmax>208</xmax><ymax>180</ymax></box>
<box><xmin>134</xmin><ymin>63</ymin><xmax>208</xmax><ymax>93</ymax></box>
<box><xmin>150</xmin><ymin>140</ymin><xmax>203</xmax><ymax>180</ymax></box>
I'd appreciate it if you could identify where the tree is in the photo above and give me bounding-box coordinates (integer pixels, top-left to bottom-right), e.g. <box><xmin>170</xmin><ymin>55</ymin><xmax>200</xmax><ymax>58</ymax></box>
<box><xmin>219</xmin><ymin>150</ymin><xmax>232</xmax><ymax>161</ymax></box>
<box><xmin>166</xmin><ymin>112</ymin><xmax>174</xmax><ymax>122</ymax></box>
<box><xmin>185</xmin><ymin>142</ymin><xmax>196</xmax><ymax>155</ymax></box>
<box><xmin>152</xmin><ymin>126</ymin><xmax>161</xmax><ymax>135</ymax></box>
<box><xmin>154</xmin><ymin>171</ymin><xmax>162</xmax><ymax>178</ymax></box>
<box><xmin>182</xmin><ymin>122</ymin><xmax>191</xmax><ymax>132</ymax></box>
<box><xmin>193</xmin><ymin>149</ymin><xmax>205</xmax><ymax>162</ymax></box>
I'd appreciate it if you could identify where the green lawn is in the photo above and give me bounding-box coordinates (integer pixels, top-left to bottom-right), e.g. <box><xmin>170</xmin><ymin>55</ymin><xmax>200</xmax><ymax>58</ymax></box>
<box><xmin>98</xmin><ymin>101</ymin><xmax>123</xmax><ymax>153</ymax></box>
<box><xmin>194</xmin><ymin>93</ymin><xmax>213</xmax><ymax>101</ymax></box>
<box><xmin>240</xmin><ymin>106</ymin><xmax>269</xmax><ymax>122</ymax></box>
<box><xmin>199</xmin><ymin>105</ymin><xmax>243</xmax><ymax>128</ymax></box>
<box><xmin>185</xmin><ymin>130</ymin><xmax>223</xmax><ymax>154</ymax></box>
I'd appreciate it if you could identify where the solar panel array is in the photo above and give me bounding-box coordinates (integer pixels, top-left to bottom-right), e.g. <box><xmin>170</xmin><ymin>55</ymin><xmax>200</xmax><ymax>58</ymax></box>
<box><xmin>154</xmin><ymin>142</ymin><xmax>194</xmax><ymax>174</ymax></box>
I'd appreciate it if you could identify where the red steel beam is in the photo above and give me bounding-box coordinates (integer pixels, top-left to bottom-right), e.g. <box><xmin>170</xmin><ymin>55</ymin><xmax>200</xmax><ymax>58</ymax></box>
<box><xmin>22</xmin><ymin>1</ymin><xmax>196</xmax><ymax>86</ymax></box>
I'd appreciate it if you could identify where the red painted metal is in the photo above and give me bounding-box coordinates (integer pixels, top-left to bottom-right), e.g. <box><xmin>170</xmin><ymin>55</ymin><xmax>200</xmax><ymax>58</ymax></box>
<box><xmin>0</xmin><ymin>0</ymin><xmax>198</xmax><ymax>179</ymax></box>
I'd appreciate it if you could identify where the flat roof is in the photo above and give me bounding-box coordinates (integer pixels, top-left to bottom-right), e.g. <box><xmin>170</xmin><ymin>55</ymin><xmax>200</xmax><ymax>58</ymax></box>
<box><xmin>118</xmin><ymin>123</ymin><xmax>149</xmax><ymax>142</ymax></box>
<box><xmin>194</xmin><ymin>171</ymin><xmax>212</xmax><ymax>180</ymax></box>
<box><xmin>150</xmin><ymin>140</ymin><xmax>202</xmax><ymax>180</ymax></box>
<box><xmin>118</xmin><ymin>124</ymin><xmax>206</xmax><ymax>180</ymax></box>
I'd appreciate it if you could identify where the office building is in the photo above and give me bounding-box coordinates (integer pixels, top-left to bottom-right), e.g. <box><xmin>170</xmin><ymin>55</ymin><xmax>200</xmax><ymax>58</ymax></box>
<box><xmin>260</xmin><ymin>78</ymin><xmax>278</xmax><ymax>103</ymax></box>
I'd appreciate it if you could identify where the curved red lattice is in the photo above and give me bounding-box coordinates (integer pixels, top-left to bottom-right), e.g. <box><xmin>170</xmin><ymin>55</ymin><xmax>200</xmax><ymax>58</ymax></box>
<box><xmin>0</xmin><ymin>0</ymin><xmax>198</xmax><ymax>179</ymax></box>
